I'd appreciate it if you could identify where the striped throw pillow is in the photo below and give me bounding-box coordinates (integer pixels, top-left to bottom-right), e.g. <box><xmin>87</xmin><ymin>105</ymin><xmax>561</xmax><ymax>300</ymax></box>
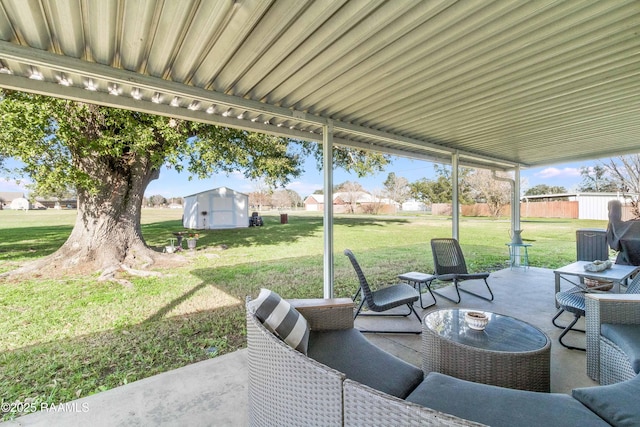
<box><xmin>249</xmin><ymin>289</ymin><xmax>310</xmax><ymax>354</ymax></box>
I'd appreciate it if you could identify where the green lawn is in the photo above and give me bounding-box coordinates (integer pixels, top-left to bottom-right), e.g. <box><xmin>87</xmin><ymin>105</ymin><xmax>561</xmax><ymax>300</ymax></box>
<box><xmin>0</xmin><ymin>209</ymin><xmax>607</xmax><ymax>419</ymax></box>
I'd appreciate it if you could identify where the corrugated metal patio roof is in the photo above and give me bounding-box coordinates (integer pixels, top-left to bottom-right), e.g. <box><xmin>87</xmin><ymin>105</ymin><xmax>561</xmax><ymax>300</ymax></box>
<box><xmin>0</xmin><ymin>0</ymin><xmax>639</xmax><ymax>171</ymax></box>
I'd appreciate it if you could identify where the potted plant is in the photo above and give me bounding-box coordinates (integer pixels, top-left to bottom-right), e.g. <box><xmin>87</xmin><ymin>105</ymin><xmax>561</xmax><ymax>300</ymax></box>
<box><xmin>187</xmin><ymin>233</ymin><xmax>199</xmax><ymax>250</ymax></box>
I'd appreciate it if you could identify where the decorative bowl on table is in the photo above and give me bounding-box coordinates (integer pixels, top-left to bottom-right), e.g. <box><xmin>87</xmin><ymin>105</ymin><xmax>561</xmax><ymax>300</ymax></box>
<box><xmin>585</xmin><ymin>278</ymin><xmax>613</xmax><ymax>291</ymax></box>
<box><xmin>465</xmin><ymin>311</ymin><xmax>489</xmax><ymax>331</ymax></box>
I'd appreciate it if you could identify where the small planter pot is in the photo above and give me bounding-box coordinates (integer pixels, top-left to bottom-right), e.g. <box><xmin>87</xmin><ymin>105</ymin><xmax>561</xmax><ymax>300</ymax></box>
<box><xmin>465</xmin><ymin>311</ymin><xmax>489</xmax><ymax>331</ymax></box>
<box><xmin>187</xmin><ymin>238</ymin><xmax>197</xmax><ymax>250</ymax></box>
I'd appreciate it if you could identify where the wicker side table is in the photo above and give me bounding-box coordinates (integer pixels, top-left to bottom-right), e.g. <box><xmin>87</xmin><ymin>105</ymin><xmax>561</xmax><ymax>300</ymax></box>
<box><xmin>422</xmin><ymin>309</ymin><xmax>551</xmax><ymax>392</ymax></box>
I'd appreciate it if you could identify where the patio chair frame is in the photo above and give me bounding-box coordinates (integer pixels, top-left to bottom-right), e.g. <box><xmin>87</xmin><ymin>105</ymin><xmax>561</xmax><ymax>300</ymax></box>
<box><xmin>344</xmin><ymin>249</ymin><xmax>421</xmax><ymax>334</ymax></box>
<box><xmin>430</xmin><ymin>238</ymin><xmax>494</xmax><ymax>304</ymax></box>
<box><xmin>552</xmin><ymin>287</ymin><xmax>587</xmax><ymax>351</ymax></box>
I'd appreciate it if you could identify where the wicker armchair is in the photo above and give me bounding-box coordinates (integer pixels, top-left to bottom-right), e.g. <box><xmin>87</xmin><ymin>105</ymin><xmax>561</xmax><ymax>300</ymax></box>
<box><xmin>586</xmin><ymin>292</ymin><xmax>640</xmax><ymax>384</ymax></box>
<box><xmin>246</xmin><ymin>296</ymin><xmax>479</xmax><ymax>426</ymax></box>
<box><xmin>246</xmin><ymin>297</ymin><xmax>352</xmax><ymax>426</ymax></box>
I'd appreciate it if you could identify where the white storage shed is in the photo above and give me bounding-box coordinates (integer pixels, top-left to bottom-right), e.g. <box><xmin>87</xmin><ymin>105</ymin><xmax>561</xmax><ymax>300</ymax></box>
<box><xmin>183</xmin><ymin>187</ymin><xmax>249</xmax><ymax>230</ymax></box>
<box><xmin>9</xmin><ymin>197</ymin><xmax>30</xmax><ymax>210</ymax></box>
<box><xmin>575</xmin><ymin>193</ymin><xmax>626</xmax><ymax>220</ymax></box>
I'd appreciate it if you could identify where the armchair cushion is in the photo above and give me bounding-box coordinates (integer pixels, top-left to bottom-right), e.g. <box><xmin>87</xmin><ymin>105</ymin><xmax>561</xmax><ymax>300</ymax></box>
<box><xmin>307</xmin><ymin>328</ymin><xmax>423</xmax><ymax>399</ymax></box>
<box><xmin>247</xmin><ymin>288</ymin><xmax>310</xmax><ymax>354</ymax></box>
<box><xmin>407</xmin><ymin>372</ymin><xmax>609</xmax><ymax>427</ymax></box>
<box><xmin>600</xmin><ymin>324</ymin><xmax>640</xmax><ymax>374</ymax></box>
<box><xmin>572</xmin><ymin>374</ymin><xmax>640</xmax><ymax>427</ymax></box>
<box><xmin>435</xmin><ymin>272</ymin><xmax>490</xmax><ymax>281</ymax></box>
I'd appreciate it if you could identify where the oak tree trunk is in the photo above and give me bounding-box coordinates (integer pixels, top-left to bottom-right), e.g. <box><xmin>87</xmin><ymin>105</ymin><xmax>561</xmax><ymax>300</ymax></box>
<box><xmin>7</xmin><ymin>148</ymin><xmax>169</xmax><ymax>279</ymax></box>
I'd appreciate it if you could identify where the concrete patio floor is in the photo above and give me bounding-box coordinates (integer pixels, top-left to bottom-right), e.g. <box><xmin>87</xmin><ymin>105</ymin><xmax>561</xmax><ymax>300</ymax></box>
<box><xmin>5</xmin><ymin>266</ymin><xmax>597</xmax><ymax>426</ymax></box>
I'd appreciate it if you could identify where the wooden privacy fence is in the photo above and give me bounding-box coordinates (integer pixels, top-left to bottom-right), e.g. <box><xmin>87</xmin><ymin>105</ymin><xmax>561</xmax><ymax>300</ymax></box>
<box><xmin>520</xmin><ymin>201</ymin><xmax>579</xmax><ymax>218</ymax></box>
<box><xmin>460</xmin><ymin>201</ymin><xmax>579</xmax><ymax>218</ymax></box>
<box><xmin>432</xmin><ymin>201</ymin><xmax>636</xmax><ymax>219</ymax></box>
<box><xmin>432</xmin><ymin>203</ymin><xmax>453</xmax><ymax>216</ymax></box>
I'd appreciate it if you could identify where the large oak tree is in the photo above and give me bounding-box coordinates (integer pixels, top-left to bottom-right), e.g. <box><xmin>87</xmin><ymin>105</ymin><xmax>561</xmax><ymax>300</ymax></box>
<box><xmin>0</xmin><ymin>91</ymin><xmax>387</xmax><ymax>279</ymax></box>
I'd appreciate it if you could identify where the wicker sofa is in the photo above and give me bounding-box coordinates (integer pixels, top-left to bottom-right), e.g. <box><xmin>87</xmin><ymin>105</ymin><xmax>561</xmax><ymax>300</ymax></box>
<box><xmin>586</xmin><ymin>293</ymin><xmax>640</xmax><ymax>385</ymax></box>
<box><xmin>245</xmin><ymin>294</ymin><xmax>640</xmax><ymax>426</ymax></box>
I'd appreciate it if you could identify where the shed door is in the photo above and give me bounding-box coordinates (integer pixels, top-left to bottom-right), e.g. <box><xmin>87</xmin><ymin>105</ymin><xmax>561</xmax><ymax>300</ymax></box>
<box><xmin>209</xmin><ymin>194</ymin><xmax>235</xmax><ymax>228</ymax></box>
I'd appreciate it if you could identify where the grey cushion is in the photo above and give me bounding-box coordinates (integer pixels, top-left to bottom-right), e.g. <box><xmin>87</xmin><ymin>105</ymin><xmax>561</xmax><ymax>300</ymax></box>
<box><xmin>573</xmin><ymin>374</ymin><xmax>640</xmax><ymax>427</ymax></box>
<box><xmin>370</xmin><ymin>284</ymin><xmax>419</xmax><ymax>310</ymax></box>
<box><xmin>406</xmin><ymin>372</ymin><xmax>609</xmax><ymax>427</ymax></box>
<box><xmin>601</xmin><ymin>324</ymin><xmax>640</xmax><ymax>374</ymax></box>
<box><xmin>556</xmin><ymin>289</ymin><xmax>586</xmax><ymax>316</ymax></box>
<box><xmin>307</xmin><ymin>328</ymin><xmax>423</xmax><ymax>399</ymax></box>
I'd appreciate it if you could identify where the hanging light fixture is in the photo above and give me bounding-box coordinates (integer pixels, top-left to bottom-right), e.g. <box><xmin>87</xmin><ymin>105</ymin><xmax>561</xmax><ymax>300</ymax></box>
<box><xmin>57</xmin><ymin>74</ymin><xmax>72</xmax><ymax>86</ymax></box>
<box><xmin>0</xmin><ymin>62</ymin><xmax>12</xmax><ymax>74</ymax></box>
<box><xmin>29</xmin><ymin>68</ymin><xmax>44</xmax><ymax>80</ymax></box>
<box><xmin>84</xmin><ymin>79</ymin><xmax>98</xmax><ymax>91</ymax></box>
<box><xmin>108</xmin><ymin>84</ymin><xmax>121</xmax><ymax>96</ymax></box>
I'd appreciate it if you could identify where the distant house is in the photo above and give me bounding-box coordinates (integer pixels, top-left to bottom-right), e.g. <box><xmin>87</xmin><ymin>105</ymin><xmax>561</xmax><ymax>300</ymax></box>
<box><xmin>305</xmin><ymin>193</ymin><xmax>353</xmax><ymax>212</ymax></box>
<box><xmin>303</xmin><ymin>194</ymin><xmax>323</xmax><ymax>211</ymax></box>
<box><xmin>183</xmin><ymin>187</ymin><xmax>249</xmax><ymax>229</ymax></box>
<box><xmin>0</xmin><ymin>191</ymin><xmax>26</xmax><ymax>210</ymax></box>
<box><xmin>34</xmin><ymin>197</ymin><xmax>77</xmax><ymax>209</ymax></box>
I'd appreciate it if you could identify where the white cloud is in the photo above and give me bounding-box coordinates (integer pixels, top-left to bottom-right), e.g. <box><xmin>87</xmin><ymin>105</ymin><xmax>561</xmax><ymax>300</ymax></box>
<box><xmin>535</xmin><ymin>167</ymin><xmax>581</xmax><ymax>179</ymax></box>
<box><xmin>0</xmin><ymin>177</ymin><xmax>30</xmax><ymax>192</ymax></box>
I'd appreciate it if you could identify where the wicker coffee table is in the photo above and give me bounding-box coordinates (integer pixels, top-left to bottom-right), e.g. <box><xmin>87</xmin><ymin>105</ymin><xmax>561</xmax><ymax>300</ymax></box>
<box><xmin>422</xmin><ymin>309</ymin><xmax>551</xmax><ymax>392</ymax></box>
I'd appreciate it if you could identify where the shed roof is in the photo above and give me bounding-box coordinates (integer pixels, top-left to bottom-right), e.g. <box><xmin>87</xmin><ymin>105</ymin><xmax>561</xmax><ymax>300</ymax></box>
<box><xmin>184</xmin><ymin>186</ymin><xmax>248</xmax><ymax>199</ymax></box>
<box><xmin>0</xmin><ymin>1</ymin><xmax>638</xmax><ymax>170</ymax></box>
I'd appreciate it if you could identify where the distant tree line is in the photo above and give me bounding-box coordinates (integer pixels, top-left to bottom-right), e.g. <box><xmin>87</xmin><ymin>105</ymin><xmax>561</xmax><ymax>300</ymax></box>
<box><xmin>249</xmin><ymin>188</ymin><xmax>303</xmax><ymax>210</ymax></box>
<box><xmin>366</xmin><ymin>154</ymin><xmax>640</xmax><ymax>218</ymax></box>
<box><xmin>145</xmin><ymin>155</ymin><xmax>640</xmax><ymax>218</ymax></box>
<box><xmin>143</xmin><ymin>195</ymin><xmax>183</xmax><ymax>207</ymax></box>
<box><xmin>143</xmin><ymin>190</ymin><xmax>305</xmax><ymax>210</ymax></box>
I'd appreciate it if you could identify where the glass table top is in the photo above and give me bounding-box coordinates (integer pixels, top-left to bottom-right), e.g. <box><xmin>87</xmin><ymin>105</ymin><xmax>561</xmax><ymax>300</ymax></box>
<box><xmin>424</xmin><ymin>309</ymin><xmax>548</xmax><ymax>353</ymax></box>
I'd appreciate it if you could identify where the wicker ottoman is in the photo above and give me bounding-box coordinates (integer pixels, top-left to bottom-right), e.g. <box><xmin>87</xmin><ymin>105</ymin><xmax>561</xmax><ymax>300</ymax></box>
<box><xmin>423</xmin><ymin>308</ymin><xmax>551</xmax><ymax>392</ymax></box>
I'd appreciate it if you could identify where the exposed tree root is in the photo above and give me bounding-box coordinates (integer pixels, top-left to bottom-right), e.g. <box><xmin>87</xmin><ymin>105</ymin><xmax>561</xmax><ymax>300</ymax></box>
<box><xmin>97</xmin><ymin>265</ymin><xmax>120</xmax><ymax>282</ymax></box>
<box><xmin>120</xmin><ymin>264</ymin><xmax>164</xmax><ymax>277</ymax></box>
<box><xmin>1</xmin><ymin>246</ymin><xmax>187</xmax><ymax>287</ymax></box>
<box><xmin>0</xmin><ymin>255</ymin><xmax>59</xmax><ymax>279</ymax></box>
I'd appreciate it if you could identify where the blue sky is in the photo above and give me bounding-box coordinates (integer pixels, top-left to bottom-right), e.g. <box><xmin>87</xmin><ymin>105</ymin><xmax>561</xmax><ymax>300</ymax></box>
<box><xmin>1</xmin><ymin>154</ymin><xmax>595</xmax><ymax>199</ymax></box>
<box><xmin>144</xmin><ymin>155</ymin><xmax>593</xmax><ymax>198</ymax></box>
